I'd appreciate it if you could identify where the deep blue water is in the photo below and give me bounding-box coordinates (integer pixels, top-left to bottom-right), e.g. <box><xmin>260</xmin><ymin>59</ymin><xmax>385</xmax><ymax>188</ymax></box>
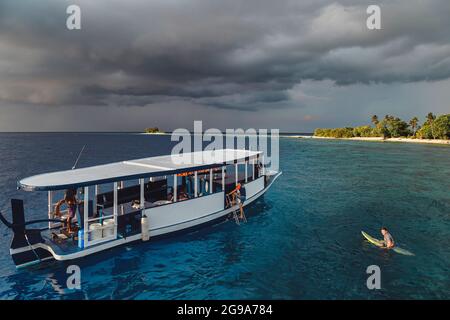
<box><xmin>0</xmin><ymin>133</ymin><xmax>449</xmax><ymax>299</ymax></box>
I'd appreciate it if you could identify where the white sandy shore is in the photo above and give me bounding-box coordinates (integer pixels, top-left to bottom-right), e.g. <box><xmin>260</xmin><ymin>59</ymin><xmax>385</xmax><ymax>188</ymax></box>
<box><xmin>286</xmin><ymin>135</ymin><xmax>313</xmax><ymax>139</ymax></box>
<box><xmin>309</xmin><ymin>136</ymin><xmax>450</xmax><ymax>145</ymax></box>
<box><xmin>140</xmin><ymin>132</ymin><xmax>169</xmax><ymax>135</ymax></box>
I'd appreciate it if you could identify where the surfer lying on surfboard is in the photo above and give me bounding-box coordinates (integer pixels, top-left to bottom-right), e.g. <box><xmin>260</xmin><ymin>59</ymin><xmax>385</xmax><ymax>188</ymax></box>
<box><xmin>380</xmin><ymin>227</ymin><xmax>395</xmax><ymax>249</ymax></box>
<box><xmin>361</xmin><ymin>230</ymin><xmax>414</xmax><ymax>256</ymax></box>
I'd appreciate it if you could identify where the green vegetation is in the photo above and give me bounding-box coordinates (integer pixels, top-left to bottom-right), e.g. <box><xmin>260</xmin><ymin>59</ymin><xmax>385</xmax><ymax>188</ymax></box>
<box><xmin>144</xmin><ymin>127</ymin><xmax>164</xmax><ymax>134</ymax></box>
<box><xmin>409</xmin><ymin>117</ymin><xmax>419</xmax><ymax>136</ymax></box>
<box><xmin>352</xmin><ymin>125</ymin><xmax>372</xmax><ymax>137</ymax></box>
<box><xmin>431</xmin><ymin>114</ymin><xmax>450</xmax><ymax>139</ymax></box>
<box><xmin>314</xmin><ymin>113</ymin><xmax>450</xmax><ymax>140</ymax></box>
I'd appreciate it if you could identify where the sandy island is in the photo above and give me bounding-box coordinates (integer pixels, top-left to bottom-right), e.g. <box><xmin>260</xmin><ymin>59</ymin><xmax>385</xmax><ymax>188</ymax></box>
<box><xmin>140</xmin><ymin>132</ymin><xmax>169</xmax><ymax>135</ymax></box>
<box><xmin>307</xmin><ymin>136</ymin><xmax>450</xmax><ymax>145</ymax></box>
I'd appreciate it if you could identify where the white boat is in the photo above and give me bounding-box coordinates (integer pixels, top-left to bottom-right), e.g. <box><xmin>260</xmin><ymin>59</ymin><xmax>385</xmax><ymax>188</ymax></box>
<box><xmin>0</xmin><ymin>149</ymin><xmax>281</xmax><ymax>268</ymax></box>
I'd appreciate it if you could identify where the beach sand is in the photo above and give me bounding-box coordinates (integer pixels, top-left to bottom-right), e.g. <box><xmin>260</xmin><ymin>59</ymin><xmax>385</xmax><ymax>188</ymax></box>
<box><xmin>308</xmin><ymin>136</ymin><xmax>450</xmax><ymax>145</ymax></box>
<box><xmin>140</xmin><ymin>132</ymin><xmax>169</xmax><ymax>135</ymax></box>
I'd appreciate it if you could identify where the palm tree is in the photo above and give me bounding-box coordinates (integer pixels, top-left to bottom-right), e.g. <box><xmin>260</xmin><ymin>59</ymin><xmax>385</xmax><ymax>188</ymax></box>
<box><xmin>409</xmin><ymin>117</ymin><xmax>419</xmax><ymax>136</ymax></box>
<box><xmin>371</xmin><ymin>115</ymin><xmax>379</xmax><ymax>126</ymax></box>
<box><xmin>426</xmin><ymin>112</ymin><xmax>436</xmax><ymax>125</ymax></box>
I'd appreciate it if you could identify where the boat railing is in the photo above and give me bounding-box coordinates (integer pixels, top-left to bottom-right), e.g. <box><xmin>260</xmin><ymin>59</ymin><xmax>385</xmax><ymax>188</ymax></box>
<box><xmin>82</xmin><ymin>212</ymin><xmax>117</xmax><ymax>248</ymax></box>
<box><xmin>84</xmin><ymin>226</ymin><xmax>117</xmax><ymax>248</ymax></box>
<box><xmin>86</xmin><ymin>214</ymin><xmax>115</xmax><ymax>223</ymax></box>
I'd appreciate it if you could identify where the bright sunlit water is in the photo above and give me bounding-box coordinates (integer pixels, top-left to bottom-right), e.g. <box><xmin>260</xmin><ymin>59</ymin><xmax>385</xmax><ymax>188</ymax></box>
<box><xmin>0</xmin><ymin>133</ymin><xmax>449</xmax><ymax>299</ymax></box>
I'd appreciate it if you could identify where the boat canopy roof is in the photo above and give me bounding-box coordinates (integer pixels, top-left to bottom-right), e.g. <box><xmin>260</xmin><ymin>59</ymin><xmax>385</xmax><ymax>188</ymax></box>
<box><xmin>18</xmin><ymin>149</ymin><xmax>262</xmax><ymax>191</ymax></box>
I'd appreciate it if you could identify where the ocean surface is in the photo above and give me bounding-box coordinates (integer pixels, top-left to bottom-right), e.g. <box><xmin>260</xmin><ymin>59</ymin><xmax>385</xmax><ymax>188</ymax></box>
<box><xmin>0</xmin><ymin>133</ymin><xmax>449</xmax><ymax>299</ymax></box>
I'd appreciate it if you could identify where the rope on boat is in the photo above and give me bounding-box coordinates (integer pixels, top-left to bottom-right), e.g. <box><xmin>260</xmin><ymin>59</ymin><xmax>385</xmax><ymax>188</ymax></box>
<box><xmin>24</xmin><ymin>231</ymin><xmax>41</xmax><ymax>264</ymax></box>
<box><xmin>0</xmin><ymin>210</ymin><xmax>12</xmax><ymax>228</ymax></box>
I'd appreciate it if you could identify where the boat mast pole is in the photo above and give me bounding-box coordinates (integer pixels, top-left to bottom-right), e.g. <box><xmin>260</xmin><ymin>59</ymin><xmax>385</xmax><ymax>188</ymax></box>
<box><xmin>173</xmin><ymin>175</ymin><xmax>177</xmax><ymax>202</ymax></box>
<box><xmin>245</xmin><ymin>160</ymin><xmax>248</xmax><ymax>183</ymax></box>
<box><xmin>48</xmin><ymin>191</ymin><xmax>53</xmax><ymax>229</ymax></box>
<box><xmin>113</xmin><ymin>182</ymin><xmax>118</xmax><ymax>239</ymax></box>
<box><xmin>262</xmin><ymin>154</ymin><xmax>265</xmax><ymax>176</ymax></box>
<box><xmin>83</xmin><ymin>186</ymin><xmax>89</xmax><ymax>246</ymax></box>
<box><xmin>140</xmin><ymin>179</ymin><xmax>145</xmax><ymax>208</ymax></box>
<box><xmin>72</xmin><ymin>145</ymin><xmax>86</xmax><ymax>170</ymax></box>
<box><xmin>209</xmin><ymin>169</ymin><xmax>213</xmax><ymax>194</ymax></box>
<box><xmin>252</xmin><ymin>157</ymin><xmax>255</xmax><ymax>180</ymax></box>
<box><xmin>93</xmin><ymin>185</ymin><xmax>98</xmax><ymax>218</ymax></box>
<box><xmin>194</xmin><ymin>172</ymin><xmax>198</xmax><ymax>197</ymax></box>
<box><xmin>221</xmin><ymin>166</ymin><xmax>225</xmax><ymax>191</ymax></box>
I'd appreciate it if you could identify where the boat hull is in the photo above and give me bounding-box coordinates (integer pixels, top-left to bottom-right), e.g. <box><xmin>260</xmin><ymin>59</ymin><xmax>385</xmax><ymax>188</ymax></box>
<box><xmin>11</xmin><ymin>172</ymin><xmax>281</xmax><ymax>268</ymax></box>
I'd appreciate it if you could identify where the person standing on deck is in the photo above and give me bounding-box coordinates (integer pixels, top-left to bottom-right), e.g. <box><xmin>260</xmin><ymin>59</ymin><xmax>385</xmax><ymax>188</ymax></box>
<box><xmin>55</xmin><ymin>189</ymin><xmax>78</xmax><ymax>234</ymax></box>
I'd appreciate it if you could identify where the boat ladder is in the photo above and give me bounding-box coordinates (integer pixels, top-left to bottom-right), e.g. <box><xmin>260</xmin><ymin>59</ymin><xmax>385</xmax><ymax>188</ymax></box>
<box><xmin>241</xmin><ymin>210</ymin><xmax>247</xmax><ymax>223</ymax></box>
<box><xmin>232</xmin><ymin>210</ymin><xmax>240</xmax><ymax>225</ymax></box>
<box><xmin>232</xmin><ymin>208</ymin><xmax>247</xmax><ymax>225</ymax></box>
<box><xmin>227</xmin><ymin>194</ymin><xmax>247</xmax><ymax>225</ymax></box>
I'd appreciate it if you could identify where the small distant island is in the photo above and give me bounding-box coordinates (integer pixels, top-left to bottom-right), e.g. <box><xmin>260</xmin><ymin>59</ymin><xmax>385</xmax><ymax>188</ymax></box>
<box><xmin>143</xmin><ymin>127</ymin><xmax>165</xmax><ymax>134</ymax></box>
<box><xmin>313</xmin><ymin>113</ymin><xmax>450</xmax><ymax>145</ymax></box>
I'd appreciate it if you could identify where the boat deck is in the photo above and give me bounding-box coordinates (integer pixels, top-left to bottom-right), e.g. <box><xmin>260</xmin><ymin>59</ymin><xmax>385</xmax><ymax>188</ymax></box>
<box><xmin>41</xmin><ymin>232</ymin><xmax>84</xmax><ymax>256</ymax></box>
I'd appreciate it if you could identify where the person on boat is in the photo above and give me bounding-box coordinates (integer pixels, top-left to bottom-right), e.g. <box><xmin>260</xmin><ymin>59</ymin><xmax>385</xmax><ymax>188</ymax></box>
<box><xmin>381</xmin><ymin>227</ymin><xmax>395</xmax><ymax>249</ymax></box>
<box><xmin>55</xmin><ymin>189</ymin><xmax>78</xmax><ymax>233</ymax></box>
<box><xmin>178</xmin><ymin>185</ymin><xmax>189</xmax><ymax>201</ymax></box>
<box><xmin>228</xmin><ymin>183</ymin><xmax>245</xmax><ymax>219</ymax></box>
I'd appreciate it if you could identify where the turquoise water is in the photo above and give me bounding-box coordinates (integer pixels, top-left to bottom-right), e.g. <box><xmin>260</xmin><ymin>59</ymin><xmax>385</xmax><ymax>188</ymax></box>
<box><xmin>0</xmin><ymin>133</ymin><xmax>449</xmax><ymax>299</ymax></box>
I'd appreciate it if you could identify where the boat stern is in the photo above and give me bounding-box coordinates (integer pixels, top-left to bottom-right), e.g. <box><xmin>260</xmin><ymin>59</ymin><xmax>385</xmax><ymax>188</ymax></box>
<box><xmin>2</xmin><ymin>199</ymin><xmax>53</xmax><ymax>267</ymax></box>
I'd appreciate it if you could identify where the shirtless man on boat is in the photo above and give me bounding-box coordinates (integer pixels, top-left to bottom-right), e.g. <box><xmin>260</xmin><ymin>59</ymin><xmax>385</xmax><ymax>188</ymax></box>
<box><xmin>54</xmin><ymin>189</ymin><xmax>78</xmax><ymax>233</ymax></box>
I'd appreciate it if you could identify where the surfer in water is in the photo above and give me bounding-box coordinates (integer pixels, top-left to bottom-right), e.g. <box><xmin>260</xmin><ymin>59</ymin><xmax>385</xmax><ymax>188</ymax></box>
<box><xmin>381</xmin><ymin>227</ymin><xmax>395</xmax><ymax>249</ymax></box>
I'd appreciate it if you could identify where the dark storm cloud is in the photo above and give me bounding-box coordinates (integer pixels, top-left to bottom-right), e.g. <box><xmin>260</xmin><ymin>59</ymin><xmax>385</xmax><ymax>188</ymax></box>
<box><xmin>0</xmin><ymin>0</ymin><xmax>450</xmax><ymax>110</ymax></box>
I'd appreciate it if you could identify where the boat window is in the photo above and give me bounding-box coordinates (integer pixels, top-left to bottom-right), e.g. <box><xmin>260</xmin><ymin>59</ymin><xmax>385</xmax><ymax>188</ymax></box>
<box><xmin>97</xmin><ymin>178</ymin><xmax>170</xmax><ymax>210</ymax></box>
<box><xmin>245</xmin><ymin>160</ymin><xmax>254</xmax><ymax>183</ymax></box>
<box><xmin>172</xmin><ymin>168</ymin><xmax>224</xmax><ymax>201</ymax></box>
<box><xmin>212</xmin><ymin>168</ymin><xmax>223</xmax><ymax>193</ymax></box>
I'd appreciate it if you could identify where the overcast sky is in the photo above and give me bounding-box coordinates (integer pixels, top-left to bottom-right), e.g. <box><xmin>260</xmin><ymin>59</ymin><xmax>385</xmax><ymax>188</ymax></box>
<box><xmin>0</xmin><ymin>0</ymin><xmax>449</xmax><ymax>132</ymax></box>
